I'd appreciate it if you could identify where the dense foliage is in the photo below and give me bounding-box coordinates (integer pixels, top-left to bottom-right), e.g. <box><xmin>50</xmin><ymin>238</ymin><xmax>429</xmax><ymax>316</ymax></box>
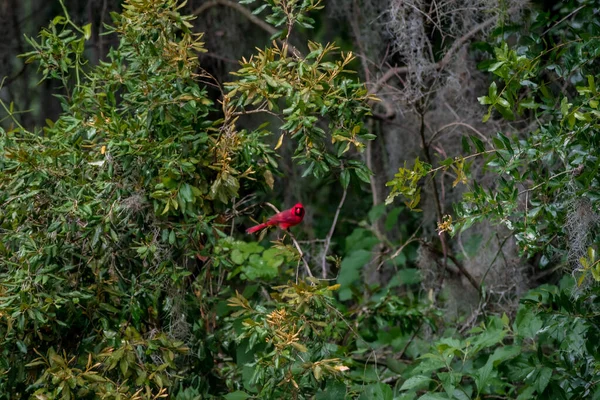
<box><xmin>2</xmin><ymin>0</ymin><xmax>600</xmax><ymax>399</ymax></box>
<box><xmin>0</xmin><ymin>0</ymin><xmax>377</xmax><ymax>398</ymax></box>
<box><xmin>386</xmin><ymin>2</ymin><xmax>600</xmax><ymax>399</ymax></box>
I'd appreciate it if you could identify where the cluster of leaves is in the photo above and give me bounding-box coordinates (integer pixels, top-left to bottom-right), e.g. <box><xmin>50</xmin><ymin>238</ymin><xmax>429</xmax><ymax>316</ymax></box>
<box><xmin>241</xmin><ymin>0</ymin><xmax>324</xmax><ymax>38</ymax></box>
<box><xmin>0</xmin><ymin>0</ymin><xmax>380</xmax><ymax>398</ymax></box>
<box><xmin>225</xmin><ymin>40</ymin><xmax>376</xmax><ymax>184</ymax></box>
<box><xmin>385</xmin><ymin>158</ymin><xmax>431</xmax><ymax>210</ymax></box>
<box><xmin>396</xmin><ymin>276</ymin><xmax>600</xmax><ymax>399</ymax></box>
<box><xmin>21</xmin><ymin>3</ymin><xmax>92</xmax><ymax>91</ymax></box>
<box><xmin>220</xmin><ymin>274</ymin><xmax>435</xmax><ymax>399</ymax></box>
<box><xmin>454</xmin><ymin>23</ymin><xmax>600</xmax><ymax>259</ymax></box>
<box><xmin>225</xmin><ymin>283</ymin><xmax>348</xmax><ymax>398</ymax></box>
<box><xmin>216</xmin><ymin>237</ymin><xmax>298</xmax><ymax>281</ymax></box>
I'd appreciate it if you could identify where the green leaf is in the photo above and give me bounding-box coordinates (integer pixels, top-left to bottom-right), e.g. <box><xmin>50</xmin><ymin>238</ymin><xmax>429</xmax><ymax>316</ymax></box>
<box><xmin>461</xmin><ymin>136</ymin><xmax>471</xmax><ymax>153</ymax></box>
<box><xmin>417</xmin><ymin>394</ymin><xmax>450</xmax><ymax>400</ymax></box>
<box><xmin>396</xmin><ymin>268</ymin><xmax>420</xmax><ymax>284</ymax></box>
<box><xmin>470</xmin><ymin>135</ymin><xmax>485</xmax><ymax>152</ymax></box>
<box><xmin>83</xmin><ymin>23</ymin><xmax>92</xmax><ymax>40</ymax></box>
<box><xmin>384</xmin><ymin>207</ymin><xmax>402</xmax><ymax>231</ymax></box>
<box><xmin>517</xmin><ymin>387</ymin><xmax>536</xmax><ymax>400</ymax></box>
<box><xmin>368</xmin><ymin>204</ymin><xmax>386</xmax><ymax>224</ymax></box>
<box><xmin>494</xmin><ymin>103</ymin><xmax>514</xmax><ymax>120</ymax></box>
<box><xmin>399</xmin><ymin>375</ymin><xmax>433</xmax><ymax>391</ymax></box>
<box><xmin>338</xmin><ymin>249</ymin><xmax>372</xmax><ymax>300</ymax></box>
<box><xmin>514</xmin><ymin>305</ymin><xmax>543</xmax><ymax>338</ymax></box>
<box><xmin>535</xmin><ymin>367</ymin><xmax>552</xmax><ymax>393</ymax></box>
<box><xmin>438</xmin><ymin>371</ymin><xmax>461</xmax><ymax>399</ymax></box>
<box><xmin>354</xmin><ymin>167</ymin><xmax>372</xmax><ymax>184</ymax></box>
<box><xmin>316</xmin><ymin>381</ymin><xmax>347</xmax><ymax>400</ymax></box>
<box><xmin>179</xmin><ymin>183</ymin><xmax>193</xmax><ymax>202</ymax></box>
<box><xmin>224</xmin><ymin>391</ymin><xmax>251</xmax><ymax>400</ymax></box>
<box><xmin>488</xmin><ymin>81</ymin><xmax>498</xmax><ymax>99</ymax></box>
<box><xmin>487</xmin><ymin>345</ymin><xmax>521</xmax><ymax>366</ymax></box>
<box><xmin>52</xmin><ymin>15</ymin><xmax>66</xmax><ymax>25</ymax></box>
<box><xmin>358</xmin><ymin>383</ymin><xmax>393</xmax><ymax>400</ymax></box>
<box><xmin>231</xmin><ymin>249</ymin><xmax>245</xmax><ymax>265</ymax></box>
<box><xmin>474</xmin><ymin>360</ymin><xmax>493</xmax><ymax>394</ymax></box>
<box><xmin>251</xmin><ymin>4</ymin><xmax>268</xmax><ymax>14</ymax></box>
<box><xmin>302</xmin><ymin>161</ymin><xmax>315</xmax><ymax>177</ymax></box>
<box><xmin>341</xmin><ymin>169</ymin><xmax>350</xmax><ymax>189</ymax></box>
<box><xmin>477</xmin><ymin>95</ymin><xmax>492</xmax><ymax>105</ymax></box>
<box><xmin>482</xmin><ymin>107</ymin><xmax>492</xmax><ymax>122</ymax></box>
<box><xmin>16</xmin><ymin>340</ymin><xmax>27</xmax><ymax>354</ymax></box>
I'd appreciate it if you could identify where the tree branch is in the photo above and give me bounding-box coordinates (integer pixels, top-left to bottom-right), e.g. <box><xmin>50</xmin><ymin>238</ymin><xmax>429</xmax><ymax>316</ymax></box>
<box><xmin>422</xmin><ymin>240</ymin><xmax>481</xmax><ymax>295</ymax></box>
<box><xmin>320</xmin><ymin>184</ymin><xmax>348</xmax><ymax>278</ymax></box>
<box><xmin>289</xmin><ymin>230</ymin><xmax>314</xmax><ymax>279</ymax></box>
<box><xmin>379</xmin><ymin>223</ymin><xmax>422</xmax><ymax>270</ymax></box>
<box><xmin>427</xmin><ymin>121</ymin><xmax>490</xmax><ymax>147</ymax></box>
<box><xmin>193</xmin><ymin>0</ymin><xmax>302</xmax><ymax>57</ymax></box>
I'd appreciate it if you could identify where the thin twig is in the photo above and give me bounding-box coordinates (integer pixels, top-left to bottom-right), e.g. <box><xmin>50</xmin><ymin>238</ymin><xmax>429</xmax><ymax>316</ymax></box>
<box><xmin>193</xmin><ymin>0</ymin><xmax>302</xmax><ymax>57</ymax></box>
<box><xmin>232</xmin><ymin>107</ymin><xmax>283</xmax><ymax>120</ymax></box>
<box><xmin>378</xmin><ymin>223</ymin><xmax>423</xmax><ymax>270</ymax></box>
<box><xmin>447</xmin><ymin>251</ymin><xmax>480</xmax><ymax>296</ymax></box>
<box><xmin>479</xmin><ymin>234</ymin><xmax>511</xmax><ymax>289</ymax></box>
<box><xmin>0</xmin><ymin>79</ymin><xmax>27</xmax><ymax>132</ymax></box>
<box><xmin>3</xmin><ymin>65</ymin><xmax>27</xmax><ymax>86</ymax></box>
<box><xmin>518</xmin><ymin>169</ymin><xmax>574</xmax><ymax>195</ymax></box>
<box><xmin>263</xmin><ymin>202</ymin><xmax>281</xmax><ymax>214</ymax></box>
<box><xmin>421</xmin><ymin>240</ymin><xmax>481</xmax><ymax>296</ymax></box>
<box><xmin>297</xmin><ymin>239</ymin><xmax>326</xmax><ymax>244</ymax></box>
<box><xmin>417</xmin><ymin>103</ymin><xmax>448</xmax><ymax>270</ymax></box>
<box><xmin>289</xmin><ymin>230</ymin><xmax>314</xmax><ymax>279</ymax></box>
<box><xmin>398</xmin><ymin>321</ymin><xmax>423</xmax><ymax>360</ymax></box>
<box><xmin>542</xmin><ymin>4</ymin><xmax>586</xmax><ymax>36</ymax></box>
<box><xmin>427</xmin><ymin>121</ymin><xmax>490</xmax><ymax>147</ymax></box>
<box><xmin>320</xmin><ymin>184</ymin><xmax>348</xmax><ymax>278</ymax></box>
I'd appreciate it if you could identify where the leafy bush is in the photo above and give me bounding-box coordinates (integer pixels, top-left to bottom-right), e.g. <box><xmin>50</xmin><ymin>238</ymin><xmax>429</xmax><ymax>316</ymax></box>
<box><xmin>6</xmin><ymin>0</ymin><xmax>600</xmax><ymax>399</ymax></box>
<box><xmin>0</xmin><ymin>0</ymin><xmax>376</xmax><ymax>398</ymax></box>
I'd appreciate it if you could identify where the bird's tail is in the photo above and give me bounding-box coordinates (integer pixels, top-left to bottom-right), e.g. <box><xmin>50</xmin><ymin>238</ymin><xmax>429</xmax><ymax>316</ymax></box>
<box><xmin>246</xmin><ymin>222</ymin><xmax>269</xmax><ymax>234</ymax></box>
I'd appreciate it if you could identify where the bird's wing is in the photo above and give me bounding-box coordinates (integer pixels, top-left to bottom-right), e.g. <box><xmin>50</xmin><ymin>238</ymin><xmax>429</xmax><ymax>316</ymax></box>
<box><xmin>269</xmin><ymin>209</ymin><xmax>296</xmax><ymax>224</ymax></box>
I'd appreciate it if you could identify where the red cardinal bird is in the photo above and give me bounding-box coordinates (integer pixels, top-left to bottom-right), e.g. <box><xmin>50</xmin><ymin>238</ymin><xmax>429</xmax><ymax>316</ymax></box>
<box><xmin>246</xmin><ymin>203</ymin><xmax>305</xmax><ymax>234</ymax></box>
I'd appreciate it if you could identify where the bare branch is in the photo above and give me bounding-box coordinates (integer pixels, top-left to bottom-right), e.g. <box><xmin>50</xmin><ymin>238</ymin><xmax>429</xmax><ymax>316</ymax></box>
<box><xmin>320</xmin><ymin>184</ymin><xmax>348</xmax><ymax>278</ymax></box>
<box><xmin>542</xmin><ymin>4</ymin><xmax>586</xmax><ymax>36</ymax></box>
<box><xmin>421</xmin><ymin>240</ymin><xmax>481</xmax><ymax>295</ymax></box>
<box><xmin>289</xmin><ymin>230</ymin><xmax>314</xmax><ymax>280</ymax></box>
<box><xmin>427</xmin><ymin>121</ymin><xmax>491</xmax><ymax>146</ymax></box>
<box><xmin>263</xmin><ymin>202</ymin><xmax>281</xmax><ymax>214</ymax></box>
<box><xmin>193</xmin><ymin>0</ymin><xmax>276</xmax><ymax>36</ymax></box>
<box><xmin>193</xmin><ymin>0</ymin><xmax>302</xmax><ymax>57</ymax></box>
<box><xmin>379</xmin><ymin>223</ymin><xmax>422</xmax><ymax>270</ymax></box>
<box><xmin>517</xmin><ymin>169</ymin><xmax>576</xmax><ymax>196</ymax></box>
